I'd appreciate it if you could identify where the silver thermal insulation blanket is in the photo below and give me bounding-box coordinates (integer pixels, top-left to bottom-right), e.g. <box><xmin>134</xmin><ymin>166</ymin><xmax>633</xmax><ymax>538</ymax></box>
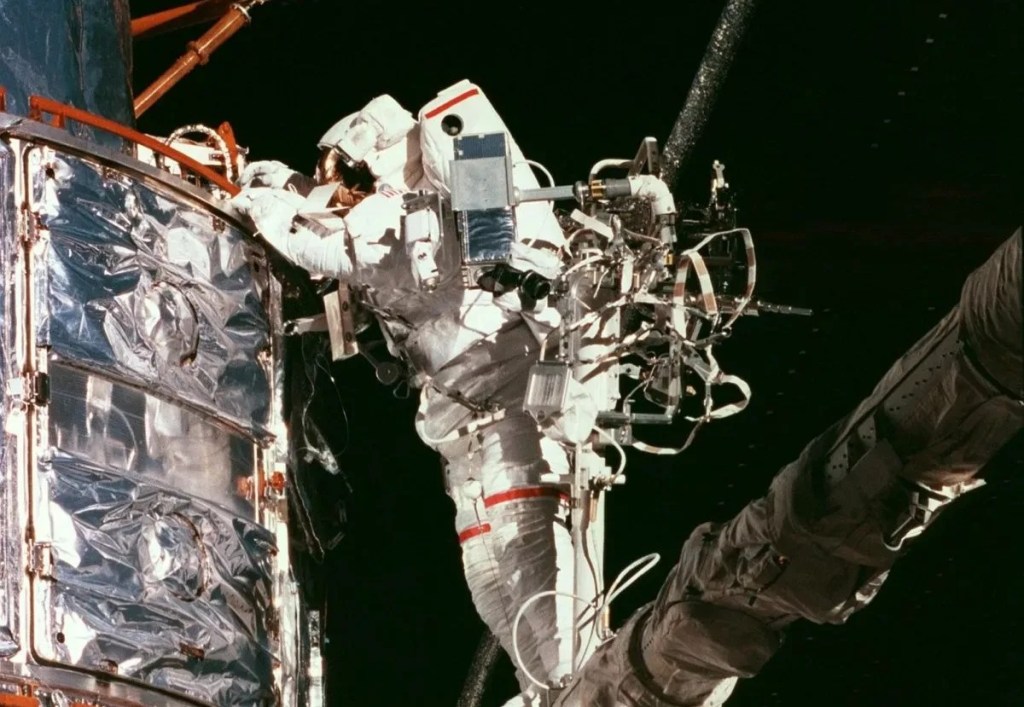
<box><xmin>0</xmin><ymin>119</ymin><xmax>314</xmax><ymax>706</ymax></box>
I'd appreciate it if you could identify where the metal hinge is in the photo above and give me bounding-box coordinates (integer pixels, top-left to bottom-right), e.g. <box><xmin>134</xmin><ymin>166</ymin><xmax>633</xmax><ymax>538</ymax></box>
<box><xmin>18</xmin><ymin>204</ymin><xmax>40</xmax><ymax>245</ymax></box>
<box><xmin>28</xmin><ymin>542</ymin><xmax>55</xmax><ymax>579</ymax></box>
<box><xmin>7</xmin><ymin>372</ymin><xmax>49</xmax><ymax>407</ymax></box>
<box><xmin>885</xmin><ymin>478</ymin><xmax>985</xmax><ymax>551</ymax></box>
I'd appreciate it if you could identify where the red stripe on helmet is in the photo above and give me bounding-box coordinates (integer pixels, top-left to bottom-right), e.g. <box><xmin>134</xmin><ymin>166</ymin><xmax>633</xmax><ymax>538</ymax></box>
<box><xmin>424</xmin><ymin>88</ymin><xmax>480</xmax><ymax>118</ymax></box>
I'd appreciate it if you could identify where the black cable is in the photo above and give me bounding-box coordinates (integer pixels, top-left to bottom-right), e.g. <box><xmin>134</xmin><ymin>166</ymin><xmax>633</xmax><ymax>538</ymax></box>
<box><xmin>661</xmin><ymin>0</ymin><xmax>761</xmax><ymax>190</ymax></box>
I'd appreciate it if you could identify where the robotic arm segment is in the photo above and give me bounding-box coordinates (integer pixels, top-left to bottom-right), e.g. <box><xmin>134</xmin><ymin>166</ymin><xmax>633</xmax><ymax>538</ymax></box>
<box><xmin>627</xmin><ymin>174</ymin><xmax>677</xmax><ymax>248</ymax></box>
<box><xmin>554</xmin><ymin>229</ymin><xmax>1023</xmax><ymax>707</ymax></box>
<box><xmin>626</xmin><ymin>175</ymin><xmax>677</xmax><ymax>217</ymax></box>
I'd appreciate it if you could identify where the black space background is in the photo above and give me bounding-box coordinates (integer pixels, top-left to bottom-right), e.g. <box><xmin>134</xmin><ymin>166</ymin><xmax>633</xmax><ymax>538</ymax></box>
<box><xmin>128</xmin><ymin>2</ymin><xmax>1023</xmax><ymax>705</ymax></box>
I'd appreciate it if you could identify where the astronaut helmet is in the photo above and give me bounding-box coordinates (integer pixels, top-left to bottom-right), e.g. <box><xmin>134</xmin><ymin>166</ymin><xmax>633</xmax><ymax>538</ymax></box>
<box><xmin>315</xmin><ymin>94</ymin><xmax>419</xmax><ymax>192</ymax></box>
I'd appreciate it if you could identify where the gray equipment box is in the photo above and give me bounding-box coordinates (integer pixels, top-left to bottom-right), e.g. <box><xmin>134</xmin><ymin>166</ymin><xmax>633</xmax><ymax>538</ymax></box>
<box><xmin>451</xmin><ymin>132</ymin><xmax>518</xmax><ymax>266</ymax></box>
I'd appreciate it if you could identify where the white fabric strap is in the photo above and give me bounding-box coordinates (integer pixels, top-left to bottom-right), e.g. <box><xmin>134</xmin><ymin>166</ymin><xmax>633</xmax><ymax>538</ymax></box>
<box><xmin>415</xmin><ymin>406</ymin><xmax>508</xmax><ymax>446</ymax></box>
<box><xmin>631</xmin><ymin>349</ymin><xmax>751</xmax><ymax>456</ymax></box>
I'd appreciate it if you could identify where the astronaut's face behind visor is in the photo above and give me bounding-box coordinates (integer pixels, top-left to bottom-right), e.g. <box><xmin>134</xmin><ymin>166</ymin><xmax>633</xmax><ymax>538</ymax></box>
<box><xmin>316</xmin><ymin>148</ymin><xmax>375</xmax><ymax>207</ymax></box>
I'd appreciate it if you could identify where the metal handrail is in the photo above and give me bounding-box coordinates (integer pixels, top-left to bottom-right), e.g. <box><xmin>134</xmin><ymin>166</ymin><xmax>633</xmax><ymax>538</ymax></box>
<box><xmin>26</xmin><ymin>94</ymin><xmax>240</xmax><ymax>196</ymax></box>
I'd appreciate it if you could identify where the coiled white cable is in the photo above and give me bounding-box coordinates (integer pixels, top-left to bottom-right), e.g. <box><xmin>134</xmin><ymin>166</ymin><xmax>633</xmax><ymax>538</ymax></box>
<box><xmin>512</xmin><ymin>589</ymin><xmax>594</xmax><ymax>691</ymax></box>
<box><xmin>594</xmin><ymin>426</ymin><xmax>627</xmax><ymax>483</ymax></box>
<box><xmin>522</xmin><ymin>159</ymin><xmax>556</xmax><ymax>187</ymax></box>
<box><xmin>574</xmin><ymin>552</ymin><xmax>661</xmax><ymax>670</ymax></box>
<box><xmin>512</xmin><ymin>552</ymin><xmax>661</xmax><ymax>690</ymax></box>
<box><xmin>589</xmin><ymin>158</ymin><xmax>633</xmax><ymax>182</ymax></box>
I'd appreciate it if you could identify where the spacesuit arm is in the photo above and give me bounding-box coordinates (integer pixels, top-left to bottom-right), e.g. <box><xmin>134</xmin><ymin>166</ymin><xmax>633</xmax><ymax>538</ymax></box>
<box><xmin>233</xmin><ymin>182</ymin><xmax>407</xmax><ymax>283</ymax></box>
<box><xmin>232</xmin><ymin>186</ymin><xmax>356</xmax><ymax>279</ymax></box>
<box><xmin>238</xmin><ymin>159</ymin><xmax>316</xmax><ymax>194</ymax></box>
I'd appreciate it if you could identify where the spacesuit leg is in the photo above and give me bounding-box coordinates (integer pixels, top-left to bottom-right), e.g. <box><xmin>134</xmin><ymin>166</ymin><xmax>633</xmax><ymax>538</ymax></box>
<box><xmin>442</xmin><ymin>410</ymin><xmax>576</xmax><ymax>696</ymax></box>
<box><xmin>554</xmin><ymin>228</ymin><xmax>1023</xmax><ymax>707</ymax></box>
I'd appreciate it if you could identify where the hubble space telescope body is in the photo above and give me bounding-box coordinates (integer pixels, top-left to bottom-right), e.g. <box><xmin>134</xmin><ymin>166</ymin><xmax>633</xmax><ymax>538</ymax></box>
<box><xmin>0</xmin><ymin>2</ymin><xmax>321</xmax><ymax>705</ymax></box>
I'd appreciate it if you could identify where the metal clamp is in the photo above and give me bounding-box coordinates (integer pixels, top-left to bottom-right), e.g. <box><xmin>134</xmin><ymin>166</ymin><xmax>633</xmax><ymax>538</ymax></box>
<box><xmin>7</xmin><ymin>371</ymin><xmax>49</xmax><ymax>407</ymax></box>
<box><xmin>283</xmin><ymin>314</ymin><xmax>328</xmax><ymax>336</ymax></box>
<box><xmin>323</xmin><ymin>285</ymin><xmax>360</xmax><ymax>361</ymax></box>
<box><xmin>28</xmin><ymin>542</ymin><xmax>55</xmax><ymax>579</ymax></box>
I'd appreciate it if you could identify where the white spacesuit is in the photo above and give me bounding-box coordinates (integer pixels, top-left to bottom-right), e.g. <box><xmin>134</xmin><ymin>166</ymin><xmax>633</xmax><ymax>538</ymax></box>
<box><xmin>232</xmin><ymin>81</ymin><xmax>579</xmax><ymax>704</ymax></box>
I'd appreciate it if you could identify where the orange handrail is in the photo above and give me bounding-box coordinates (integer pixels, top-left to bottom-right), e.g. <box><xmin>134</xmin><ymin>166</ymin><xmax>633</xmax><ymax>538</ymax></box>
<box><xmin>0</xmin><ymin>87</ymin><xmax>6</xmax><ymax>112</ymax></box>
<box><xmin>27</xmin><ymin>95</ymin><xmax>240</xmax><ymax>196</ymax></box>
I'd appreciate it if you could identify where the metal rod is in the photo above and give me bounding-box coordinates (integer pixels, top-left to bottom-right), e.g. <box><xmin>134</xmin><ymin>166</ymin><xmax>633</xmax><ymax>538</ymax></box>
<box><xmin>570</xmin><ymin>446</ymin><xmax>611</xmax><ymax>677</ymax></box>
<box><xmin>517</xmin><ymin>185</ymin><xmax>577</xmax><ymax>203</ymax></box>
<box><xmin>597</xmin><ymin>411</ymin><xmax>675</xmax><ymax>426</ymax></box>
<box><xmin>131</xmin><ymin>0</ymin><xmax>233</xmax><ymax>39</ymax></box>
<box><xmin>661</xmin><ymin>0</ymin><xmax>761</xmax><ymax>189</ymax></box>
<box><xmin>133</xmin><ymin>4</ymin><xmax>253</xmax><ymax>118</ymax></box>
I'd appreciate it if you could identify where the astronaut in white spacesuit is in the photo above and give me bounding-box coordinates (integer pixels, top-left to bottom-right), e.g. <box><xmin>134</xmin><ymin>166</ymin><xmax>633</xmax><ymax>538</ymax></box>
<box><xmin>230</xmin><ymin>77</ymin><xmax>1024</xmax><ymax>707</ymax></box>
<box><xmin>232</xmin><ymin>82</ymin><xmax>579</xmax><ymax>705</ymax></box>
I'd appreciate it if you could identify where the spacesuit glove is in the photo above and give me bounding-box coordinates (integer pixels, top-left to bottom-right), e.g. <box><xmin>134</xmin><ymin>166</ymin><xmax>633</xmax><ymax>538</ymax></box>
<box><xmin>238</xmin><ymin>160</ymin><xmax>312</xmax><ymax>192</ymax></box>
<box><xmin>232</xmin><ymin>188</ymin><xmax>354</xmax><ymax>276</ymax></box>
<box><xmin>230</xmin><ymin>187</ymin><xmax>305</xmax><ymax>251</ymax></box>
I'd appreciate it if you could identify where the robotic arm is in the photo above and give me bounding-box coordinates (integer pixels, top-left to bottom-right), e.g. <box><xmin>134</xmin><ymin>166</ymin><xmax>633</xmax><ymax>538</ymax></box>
<box><xmin>554</xmin><ymin>228</ymin><xmax>1023</xmax><ymax>707</ymax></box>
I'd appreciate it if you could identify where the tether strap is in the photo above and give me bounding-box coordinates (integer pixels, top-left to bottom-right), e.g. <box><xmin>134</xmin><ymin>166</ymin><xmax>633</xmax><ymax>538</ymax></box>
<box><xmin>632</xmin><ymin>348</ymin><xmax>751</xmax><ymax>456</ymax></box>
